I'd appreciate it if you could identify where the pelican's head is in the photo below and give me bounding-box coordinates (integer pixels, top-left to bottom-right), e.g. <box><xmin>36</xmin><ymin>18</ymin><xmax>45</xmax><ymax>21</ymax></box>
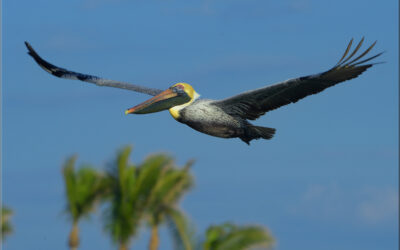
<box><xmin>125</xmin><ymin>83</ymin><xmax>200</xmax><ymax>115</ymax></box>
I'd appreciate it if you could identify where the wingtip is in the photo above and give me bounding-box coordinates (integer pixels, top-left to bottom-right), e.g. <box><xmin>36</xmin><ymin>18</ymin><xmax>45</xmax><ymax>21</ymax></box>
<box><xmin>24</xmin><ymin>41</ymin><xmax>35</xmax><ymax>56</ymax></box>
<box><xmin>335</xmin><ymin>38</ymin><xmax>354</xmax><ymax>66</ymax></box>
<box><xmin>24</xmin><ymin>41</ymin><xmax>31</xmax><ymax>50</ymax></box>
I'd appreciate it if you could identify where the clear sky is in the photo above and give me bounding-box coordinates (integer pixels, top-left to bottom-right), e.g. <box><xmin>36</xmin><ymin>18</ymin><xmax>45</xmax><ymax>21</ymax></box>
<box><xmin>2</xmin><ymin>0</ymin><xmax>398</xmax><ymax>249</ymax></box>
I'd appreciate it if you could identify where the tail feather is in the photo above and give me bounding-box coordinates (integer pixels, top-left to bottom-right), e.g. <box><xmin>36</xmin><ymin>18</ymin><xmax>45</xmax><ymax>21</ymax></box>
<box><xmin>251</xmin><ymin>126</ymin><xmax>276</xmax><ymax>140</ymax></box>
<box><xmin>240</xmin><ymin>125</ymin><xmax>276</xmax><ymax>145</ymax></box>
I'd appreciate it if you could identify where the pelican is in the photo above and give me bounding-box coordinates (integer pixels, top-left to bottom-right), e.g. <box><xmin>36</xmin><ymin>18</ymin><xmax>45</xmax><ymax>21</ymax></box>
<box><xmin>25</xmin><ymin>39</ymin><xmax>381</xmax><ymax>144</ymax></box>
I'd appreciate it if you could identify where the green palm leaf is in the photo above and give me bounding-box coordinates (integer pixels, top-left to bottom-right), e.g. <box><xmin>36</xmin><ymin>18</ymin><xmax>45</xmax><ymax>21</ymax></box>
<box><xmin>166</xmin><ymin>207</ymin><xmax>196</xmax><ymax>250</ymax></box>
<box><xmin>203</xmin><ymin>223</ymin><xmax>274</xmax><ymax>250</ymax></box>
<box><xmin>62</xmin><ymin>155</ymin><xmax>106</xmax><ymax>249</ymax></box>
<box><xmin>143</xmin><ymin>156</ymin><xmax>194</xmax><ymax>250</ymax></box>
<box><xmin>103</xmin><ymin>146</ymin><xmax>140</xmax><ymax>247</ymax></box>
<box><xmin>63</xmin><ymin>155</ymin><xmax>106</xmax><ymax>221</ymax></box>
<box><xmin>1</xmin><ymin>206</ymin><xmax>13</xmax><ymax>241</ymax></box>
<box><xmin>101</xmin><ymin>146</ymin><xmax>195</xmax><ymax>250</ymax></box>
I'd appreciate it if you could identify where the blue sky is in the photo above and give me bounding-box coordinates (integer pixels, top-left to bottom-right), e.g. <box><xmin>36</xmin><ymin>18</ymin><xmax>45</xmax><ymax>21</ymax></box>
<box><xmin>2</xmin><ymin>0</ymin><xmax>398</xmax><ymax>249</ymax></box>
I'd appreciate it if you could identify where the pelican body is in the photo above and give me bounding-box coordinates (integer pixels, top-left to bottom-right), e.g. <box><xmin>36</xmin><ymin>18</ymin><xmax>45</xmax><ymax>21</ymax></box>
<box><xmin>121</xmin><ymin>82</ymin><xmax>275</xmax><ymax>144</ymax></box>
<box><xmin>25</xmin><ymin>38</ymin><xmax>381</xmax><ymax>144</ymax></box>
<box><xmin>172</xmin><ymin>99</ymin><xmax>249</xmax><ymax>139</ymax></box>
<box><xmin>176</xmin><ymin>99</ymin><xmax>276</xmax><ymax>143</ymax></box>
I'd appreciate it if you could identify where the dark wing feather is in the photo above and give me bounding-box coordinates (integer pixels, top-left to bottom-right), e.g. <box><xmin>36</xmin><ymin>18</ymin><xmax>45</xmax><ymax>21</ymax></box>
<box><xmin>213</xmin><ymin>38</ymin><xmax>382</xmax><ymax>120</ymax></box>
<box><xmin>25</xmin><ymin>42</ymin><xmax>163</xmax><ymax>96</ymax></box>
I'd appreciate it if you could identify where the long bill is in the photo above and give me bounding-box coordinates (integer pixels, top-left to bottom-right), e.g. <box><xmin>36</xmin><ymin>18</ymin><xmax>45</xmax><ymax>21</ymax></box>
<box><xmin>125</xmin><ymin>88</ymin><xmax>189</xmax><ymax>114</ymax></box>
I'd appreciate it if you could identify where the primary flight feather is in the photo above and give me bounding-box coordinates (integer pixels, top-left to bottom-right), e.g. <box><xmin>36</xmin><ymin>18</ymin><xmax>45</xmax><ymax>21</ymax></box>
<box><xmin>25</xmin><ymin>39</ymin><xmax>381</xmax><ymax>144</ymax></box>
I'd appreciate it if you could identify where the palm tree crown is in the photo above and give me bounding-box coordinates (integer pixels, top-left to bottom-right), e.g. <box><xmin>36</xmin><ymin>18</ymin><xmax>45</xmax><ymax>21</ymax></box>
<box><xmin>103</xmin><ymin>146</ymin><xmax>195</xmax><ymax>250</ymax></box>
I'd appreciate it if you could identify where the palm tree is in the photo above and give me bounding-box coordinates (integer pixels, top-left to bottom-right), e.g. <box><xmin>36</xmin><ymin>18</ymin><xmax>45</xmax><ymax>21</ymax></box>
<box><xmin>202</xmin><ymin>222</ymin><xmax>274</xmax><ymax>250</ymax></box>
<box><xmin>1</xmin><ymin>206</ymin><xmax>13</xmax><ymax>241</ymax></box>
<box><xmin>63</xmin><ymin>155</ymin><xmax>106</xmax><ymax>250</ymax></box>
<box><xmin>141</xmin><ymin>156</ymin><xmax>194</xmax><ymax>250</ymax></box>
<box><xmin>102</xmin><ymin>146</ymin><xmax>195</xmax><ymax>250</ymax></box>
<box><xmin>103</xmin><ymin>145</ymin><xmax>144</xmax><ymax>250</ymax></box>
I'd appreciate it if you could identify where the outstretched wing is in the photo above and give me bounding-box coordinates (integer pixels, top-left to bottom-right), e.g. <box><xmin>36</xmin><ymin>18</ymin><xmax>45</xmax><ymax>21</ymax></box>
<box><xmin>25</xmin><ymin>42</ymin><xmax>163</xmax><ymax>96</ymax></box>
<box><xmin>213</xmin><ymin>38</ymin><xmax>382</xmax><ymax>120</ymax></box>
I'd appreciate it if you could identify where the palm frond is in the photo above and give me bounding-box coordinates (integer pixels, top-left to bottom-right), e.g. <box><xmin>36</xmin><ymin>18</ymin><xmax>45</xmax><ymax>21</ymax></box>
<box><xmin>63</xmin><ymin>155</ymin><xmax>79</xmax><ymax>220</ymax></box>
<box><xmin>1</xmin><ymin>206</ymin><xmax>14</xmax><ymax>240</ymax></box>
<box><xmin>166</xmin><ymin>208</ymin><xmax>196</xmax><ymax>250</ymax></box>
<box><xmin>62</xmin><ymin>155</ymin><xmax>106</xmax><ymax>221</ymax></box>
<box><xmin>144</xmin><ymin>157</ymin><xmax>194</xmax><ymax>226</ymax></box>
<box><xmin>203</xmin><ymin>223</ymin><xmax>274</xmax><ymax>250</ymax></box>
<box><xmin>135</xmin><ymin>154</ymin><xmax>174</xmax><ymax>201</ymax></box>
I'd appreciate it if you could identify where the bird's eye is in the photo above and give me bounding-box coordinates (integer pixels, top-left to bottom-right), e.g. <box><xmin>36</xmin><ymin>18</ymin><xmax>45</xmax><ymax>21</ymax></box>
<box><xmin>171</xmin><ymin>84</ymin><xmax>185</xmax><ymax>94</ymax></box>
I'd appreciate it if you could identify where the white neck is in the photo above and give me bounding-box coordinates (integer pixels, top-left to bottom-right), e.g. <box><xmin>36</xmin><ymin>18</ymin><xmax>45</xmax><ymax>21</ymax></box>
<box><xmin>169</xmin><ymin>92</ymin><xmax>200</xmax><ymax>119</ymax></box>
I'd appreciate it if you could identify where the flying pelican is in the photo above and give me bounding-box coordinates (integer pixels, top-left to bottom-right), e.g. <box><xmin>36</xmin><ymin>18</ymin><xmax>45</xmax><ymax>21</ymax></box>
<box><xmin>25</xmin><ymin>39</ymin><xmax>381</xmax><ymax>144</ymax></box>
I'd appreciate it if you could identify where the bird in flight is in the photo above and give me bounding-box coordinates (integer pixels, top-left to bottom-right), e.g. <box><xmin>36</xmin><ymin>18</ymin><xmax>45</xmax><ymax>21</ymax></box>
<box><xmin>25</xmin><ymin>39</ymin><xmax>381</xmax><ymax>144</ymax></box>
